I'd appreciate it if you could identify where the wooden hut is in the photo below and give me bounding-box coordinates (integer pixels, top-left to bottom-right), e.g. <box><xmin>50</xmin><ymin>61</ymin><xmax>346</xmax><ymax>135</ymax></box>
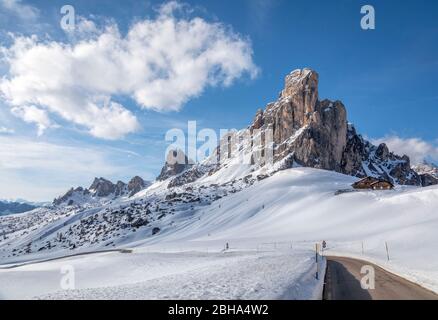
<box><xmin>369</xmin><ymin>180</ymin><xmax>394</xmax><ymax>190</ymax></box>
<box><xmin>352</xmin><ymin>177</ymin><xmax>394</xmax><ymax>190</ymax></box>
<box><xmin>352</xmin><ymin>177</ymin><xmax>379</xmax><ymax>189</ymax></box>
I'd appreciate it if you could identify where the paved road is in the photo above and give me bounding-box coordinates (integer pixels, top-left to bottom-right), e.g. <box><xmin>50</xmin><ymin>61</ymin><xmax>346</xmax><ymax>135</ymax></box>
<box><xmin>323</xmin><ymin>256</ymin><xmax>438</xmax><ymax>300</ymax></box>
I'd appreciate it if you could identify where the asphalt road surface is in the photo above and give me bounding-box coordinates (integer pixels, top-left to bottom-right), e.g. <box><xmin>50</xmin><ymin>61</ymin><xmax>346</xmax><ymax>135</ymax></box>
<box><xmin>323</xmin><ymin>256</ymin><xmax>438</xmax><ymax>300</ymax></box>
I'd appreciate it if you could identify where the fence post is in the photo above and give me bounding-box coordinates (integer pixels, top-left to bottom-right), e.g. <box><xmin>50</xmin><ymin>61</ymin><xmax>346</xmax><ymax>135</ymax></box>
<box><xmin>315</xmin><ymin>243</ymin><xmax>319</xmax><ymax>280</ymax></box>
<box><xmin>385</xmin><ymin>242</ymin><xmax>390</xmax><ymax>261</ymax></box>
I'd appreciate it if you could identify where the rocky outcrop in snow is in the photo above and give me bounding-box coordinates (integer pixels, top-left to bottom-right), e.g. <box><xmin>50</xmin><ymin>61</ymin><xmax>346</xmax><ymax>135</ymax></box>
<box><xmin>127</xmin><ymin>176</ymin><xmax>149</xmax><ymax>197</ymax></box>
<box><xmin>152</xmin><ymin>68</ymin><xmax>429</xmax><ymax>187</ymax></box>
<box><xmin>7</xmin><ymin>67</ymin><xmax>438</xmax><ymax>263</ymax></box>
<box><xmin>53</xmin><ymin>176</ymin><xmax>150</xmax><ymax>206</ymax></box>
<box><xmin>89</xmin><ymin>178</ymin><xmax>118</xmax><ymax>197</ymax></box>
<box><xmin>157</xmin><ymin>149</ymin><xmax>193</xmax><ymax>181</ymax></box>
<box><xmin>413</xmin><ymin>160</ymin><xmax>438</xmax><ymax>177</ymax></box>
<box><xmin>412</xmin><ymin>161</ymin><xmax>438</xmax><ymax>186</ymax></box>
<box><xmin>247</xmin><ymin>68</ymin><xmax>426</xmax><ymax>186</ymax></box>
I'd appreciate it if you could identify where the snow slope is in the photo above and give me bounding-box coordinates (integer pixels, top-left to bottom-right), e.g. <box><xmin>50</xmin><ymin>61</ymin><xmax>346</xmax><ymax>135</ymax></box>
<box><xmin>0</xmin><ymin>249</ymin><xmax>324</xmax><ymax>300</ymax></box>
<box><xmin>126</xmin><ymin>167</ymin><xmax>438</xmax><ymax>293</ymax></box>
<box><xmin>178</xmin><ymin>168</ymin><xmax>438</xmax><ymax>292</ymax></box>
<box><xmin>1</xmin><ymin>167</ymin><xmax>438</xmax><ymax>298</ymax></box>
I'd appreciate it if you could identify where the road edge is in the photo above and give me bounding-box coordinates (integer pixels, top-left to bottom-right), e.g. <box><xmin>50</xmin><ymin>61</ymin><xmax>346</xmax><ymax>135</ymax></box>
<box><xmin>324</xmin><ymin>253</ymin><xmax>438</xmax><ymax>296</ymax></box>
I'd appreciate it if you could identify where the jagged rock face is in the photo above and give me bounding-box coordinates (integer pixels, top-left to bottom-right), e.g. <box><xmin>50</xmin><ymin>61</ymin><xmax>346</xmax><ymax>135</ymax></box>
<box><xmin>247</xmin><ymin>68</ymin><xmax>426</xmax><ymax>186</ymax></box>
<box><xmin>340</xmin><ymin>125</ymin><xmax>421</xmax><ymax>185</ymax></box>
<box><xmin>89</xmin><ymin>178</ymin><xmax>116</xmax><ymax>197</ymax></box>
<box><xmin>252</xmin><ymin>69</ymin><xmax>347</xmax><ymax>172</ymax></box>
<box><xmin>53</xmin><ymin>187</ymin><xmax>90</xmax><ymax>206</ymax></box>
<box><xmin>157</xmin><ymin>149</ymin><xmax>193</xmax><ymax>181</ymax></box>
<box><xmin>419</xmin><ymin>174</ymin><xmax>438</xmax><ymax>187</ymax></box>
<box><xmin>286</xmin><ymin>99</ymin><xmax>347</xmax><ymax>171</ymax></box>
<box><xmin>280</xmin><ymin>68</ymin><xmax>319</xmax><ymax>126</ymax></box>
<box><xmin>168</xmin><ymin>166</ymin><xmax>214</xmax><ymax>188</ymax></box>
<box><xmin>413</xmin><ymin>161</ymin><xmax>438</xmax><ymax>186</ymax></box>
<box><xmin>54</xmin><ymin>176</ymin><xmax>149</xmax><ymax>206</ymax></box>
<box><xmin>149</xmin><ymin>67</ymin><xmax>433</xmax><ymax>187</ymax></box>
<box><xmin>114</xmin><ymin>181</ymin><xmax>127</xmax><ymax>197</ymax></box>
<box><xmin>128</xmin><ymin>176</ymin><xmax>148</xmax><ymax>196</ymax></box>
<box><xmin>413</xmin><ymin>161</ymin><xmax>438</xmax><ymax>178</ymax></box>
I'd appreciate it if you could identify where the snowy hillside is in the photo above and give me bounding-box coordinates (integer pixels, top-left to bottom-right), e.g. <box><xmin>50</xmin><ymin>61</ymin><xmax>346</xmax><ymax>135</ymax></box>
<box><xmin>1</xmin><ymin>68</ymin><xmax>438</xmax><ymax>299</ymax></box>
<box><xmin>1</xmin><ymin>167</ymin><xmax>438</xmax><ymax>299</ymax></box>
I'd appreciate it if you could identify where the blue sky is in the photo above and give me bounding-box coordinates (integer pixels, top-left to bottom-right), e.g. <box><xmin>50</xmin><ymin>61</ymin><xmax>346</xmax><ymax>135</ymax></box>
<box><xmin>0</xmin><ymin>0</ymin><xmax>438</xmax><ymax>201</ymax></box>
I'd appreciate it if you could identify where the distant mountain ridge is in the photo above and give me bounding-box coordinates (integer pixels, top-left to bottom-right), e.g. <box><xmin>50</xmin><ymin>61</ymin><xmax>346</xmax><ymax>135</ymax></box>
<box><xmin>53</xmin><ymin>176</ymin><xmax>150</xmax><ymax>206</ymax></box>
<box><xmin>412</xmin><ymin>160</ymin><xmax>438</xmax><ymax>186</ymax></box>
<box><xmin>0</xmin><ymin>200</ymin><xmax>38</xmax><ymax>216</ymax></box>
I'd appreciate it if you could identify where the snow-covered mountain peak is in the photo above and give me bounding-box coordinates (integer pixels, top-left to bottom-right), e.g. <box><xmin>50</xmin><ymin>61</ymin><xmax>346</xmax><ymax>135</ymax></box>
<box><xmin>412</xmin><ymin>160</ymin><xmax>438</xmax><ymax>186</ymax></box>
<box><xmin>281</xmin><ymin>68</ymin><xmax>319</xmax><ymax>103</ymax></box>
<box><xmin>156</xmin><ymin>68</ymin><xmax>432</xmax><ymax>189</ymax></box>
<box><xmin>53</xmin><ymin>176</ymin><xmax>150</xmax><ymax>206</ymax></box>
<box><xmin>157</xmin><ymin>149</ymin><xmax>194</xmax><ymax>181</ymax></box>
<box><xmin>2</xmin><ymin>67</ymin><xmax>437</xmax><ymax>265</ymax></box>
<box><xmin>413</xmin><ymin>160</ymin><xmax>438</xmax><ymax>176</ymax></box>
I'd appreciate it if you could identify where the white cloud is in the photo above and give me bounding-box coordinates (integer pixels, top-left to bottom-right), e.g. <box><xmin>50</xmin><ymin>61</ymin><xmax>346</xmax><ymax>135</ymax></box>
<box><xmin>372</xmin><ymin>135</ymin><xmax>438</xmax><ymax>165</ymax></box>
<box><xmin>0</xmin><ymin>126</ymin><xmax>14</xmax><ymax>134</ymax></box>
<box><xmin>11</xmin><ymin>105</ymin><xmax>52</xmax><ymax>135</ymax></box>
<box><xmin>0</xmin><ymin>0</ymin><xmax>39</xmax><ymax>21</ymax></box>
<box><xmin>0</xmin><ymin>136</ymin><xmax>144</xmax><ymax>201</ymax></box>
<box><xmin>0</xmin><ymin>2</ymin><xmax>258</xmax><ymax>139</ymax></box>
<box><xmin>0</xmin><ymin>136</ymin><xmax>114</xmax><ymax>172</ymax></box>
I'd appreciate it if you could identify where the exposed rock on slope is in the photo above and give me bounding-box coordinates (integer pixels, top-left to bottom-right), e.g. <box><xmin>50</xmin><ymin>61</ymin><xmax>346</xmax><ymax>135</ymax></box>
<box><xmin>157</xmin><ymin>149</ymin><xmax>193</xmax><ymax>181</ymax></box>
<box><xmin>128</xmin><ymin>176</ymin><xmax>148</xmax><ymax>197</ymax></box>
<box><xmin>5</xmin><ymin>67</ymin><xmax>437</xmax><ymax>263</ymax></box>
<box><xmin>90</xmin><ymin>178</ymin><xmax>118</xmax><ymax>197</ymax></box>
<box><xmin>247</xmin><ymin>68</ymin><xmax>424</xmax><ymax>186</ymax></box>
<box><xmin>413</xmin><ymin>160</ymin><xmax>438</xmax><ymax>177</ymax></box>
<box><xmin>53</xmin><ymin>176</ymin><xmax>150</xmax><ymax>206</ymax></box>
<box><xmin>157</xmin><ymin>68</ymin><xmax>430</xmax><ymax>187</ymax></box>
<box><xmin>412</xmin><ymin>161</ymin><xmax>438</xmax><ymax>187</ymax></box>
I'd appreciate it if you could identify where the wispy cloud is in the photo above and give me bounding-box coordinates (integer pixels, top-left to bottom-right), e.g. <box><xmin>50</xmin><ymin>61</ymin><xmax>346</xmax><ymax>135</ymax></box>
<box><xmin>372</xmin><ymin>135</ymin><xmax>438</xmax><ymax>165</ymax></box>
<box><xmin>0</xmin><ymin>136</ymin><xmax>155</xmax><ymax>201</ymax></box>
<box><xmin>0</xmin><ymin>126</ymin><xmax>14</xmax><ymax>134</ymax></box>
<box><xmin>0</xmin><ymin>1</ymin><xmax>258</xmax><ymax>140</ymax></box>
<box><xmin>246</xmin><ymin>0</ymin><xmax>278</xmax><ymax>33</ymax></box>
<box><xmin>0</xmin><ymin>0</ymin><xmax>39</xmax><ymax>21</ymax></box>
<box><xmin>11</xmin><ymin>105</ymin><xmax>53</xmax><ymax>136</ymax></box>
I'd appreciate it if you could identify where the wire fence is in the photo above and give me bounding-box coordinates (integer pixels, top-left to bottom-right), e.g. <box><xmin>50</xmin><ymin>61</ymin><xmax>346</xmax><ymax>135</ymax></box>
<box><xmin>131</xmin><ymin>239</ymin><xmax>397</xmax><ymax>265</ymax></box>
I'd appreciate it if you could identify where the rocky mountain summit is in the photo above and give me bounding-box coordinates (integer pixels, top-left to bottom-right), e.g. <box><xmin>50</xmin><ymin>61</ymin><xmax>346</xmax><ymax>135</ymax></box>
<box><xmin>413</xmin><ymin>160</ymin><xmax>438</xmax><ymax>176</ymax></box>
<box><xmin>249</xmin><ymin>68</ymin><xmax>426</xmax><ymax>185</ymax></box>
<box><xmin>159</xmin><ymin>68</ymin><xmax>433</xmax><ymax>187</ymax></box>
<box><xmin>412</xmin><ymin>160</ymin><xmax>438</xmax><ymax>186</ymax></box>
<box><xmin>157</xmin><ymin>149</ymin><xmax>193</xmax><ymax>181</ymax></box>
<box><xmin>4</xmin><ymin>67</ymin><xmax>438</xmax><ymax>262</ymax></box>
<box><xmin>53</xmin><ymin>176</ymin><xmax>150</xmax><ymax>206</ymax></box>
